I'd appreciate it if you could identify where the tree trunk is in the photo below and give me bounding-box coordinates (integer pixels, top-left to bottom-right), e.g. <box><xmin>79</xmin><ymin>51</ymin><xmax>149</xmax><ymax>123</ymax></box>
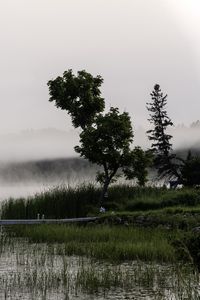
<box><xmin>100</xmin><ymin>178</ymin><xmax>110</xmax><ymax>204</ymax></box>
<box><xmin>99</xmin><ymin>166</ymin><xmax>118</xmax><ymax>205</ymax></box>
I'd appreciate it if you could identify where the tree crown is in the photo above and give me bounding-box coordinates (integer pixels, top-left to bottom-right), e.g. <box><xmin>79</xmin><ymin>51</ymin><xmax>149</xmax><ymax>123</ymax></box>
<box><xmin>75</xmin><ymin>107</ymin><xmax>133</xmax><ymax>181</ymax></box>
<box><xmin>147</xmin><ymin>84</ymin><xmax>173</xmax><ymax>155</ymax></box>
<box><xmin>47</xmin><ymin>69</ymin><xmax>105</xmax><ymax>129</ymax></box>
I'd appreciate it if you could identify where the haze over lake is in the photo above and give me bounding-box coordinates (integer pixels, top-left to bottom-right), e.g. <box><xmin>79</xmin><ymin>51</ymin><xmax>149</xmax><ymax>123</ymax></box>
<box><xmin>0</xmin><ymin>125</ymin><xmax>200</xmax><ymax>201</ymax></box>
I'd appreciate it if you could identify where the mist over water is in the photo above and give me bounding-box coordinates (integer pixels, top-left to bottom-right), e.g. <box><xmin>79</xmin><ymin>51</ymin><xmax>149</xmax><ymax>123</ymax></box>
<box><xmin>0</xmin><ymin>126</ymin><xmax>200</xmax><ymax>201</ymax></box>
<box><xmin>0</xmin><ymin>129</ymin><xmax>99</xmax><ymax>201</ymax></box>
<box><xmin>0</xmin><ymin>158</ymin><xmax>98</xmax><ymax>202</ymax></box>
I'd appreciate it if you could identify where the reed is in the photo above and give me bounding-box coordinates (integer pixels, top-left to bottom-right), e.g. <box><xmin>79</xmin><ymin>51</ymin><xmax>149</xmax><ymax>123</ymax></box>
<box><xmin>9</xmin><ymin>225</ymin><xmax>176</xmax><ymax>262</ymax></box>
<box><xmin>1</xmin><ymin>184</ymin><xmax>200</xmax><ymax>219</ymax></box>
<box><xmin>0</xmin><ymin>234</ymin><xmax>199</xmax><ymax>299</ymax></box>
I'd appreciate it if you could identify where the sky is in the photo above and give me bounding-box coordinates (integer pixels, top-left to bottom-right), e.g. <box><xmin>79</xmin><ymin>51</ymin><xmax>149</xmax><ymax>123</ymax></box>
<box><xmin>0</xmin><ymin>0</ymin><xmax>200</xmax><ymax>135</ymax></box>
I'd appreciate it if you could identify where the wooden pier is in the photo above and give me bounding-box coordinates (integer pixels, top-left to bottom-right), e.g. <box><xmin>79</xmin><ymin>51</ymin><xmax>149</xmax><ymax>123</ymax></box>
<box><xmin>0</xmin><ymin>217</ymin><xmax>99</xmax><ymax>226</ymax></box>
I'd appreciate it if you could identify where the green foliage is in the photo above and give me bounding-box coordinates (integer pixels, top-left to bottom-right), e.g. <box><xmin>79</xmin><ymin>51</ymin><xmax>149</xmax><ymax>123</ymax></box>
<box><xmin>123</xmin><ymin>189</ymin><xmax>200</xmax><ymax>211</ymax></box>
<box><xmin>48</xmin><ymin>70</ymin><xmax>145</xmax><ymax>199</ymax></box>
<box><xmin>75</xmin><ymin>107</ymin><xmax>133</xmax><ymax>167</ymax></box>
<box><xmin>146</xmin><ymin>84</ymin><xmax>180</xmax><ymax>179</ymax></box>
<box><xmin>75</xmin><ymin>107</ymin><xmax>134</xmax><ymax>200</ymax></box>
<box><xmin>147</xmin><ymin>84</ymin><xmax>173</xmax><ymax>155</ymax></box>
<box><xmin>9</xmin><ymin>225</ymin><xmax>175</xmax><ymax>262</ymax></box>
<box><xmin>2</xmin><ymin>184</ymin><xmax>200</xmax><ymax>220</ymax></box>
<box><xmin>161</xmin><ymin>189</ymin><xmax>200</xmax><ymax>207</ymax></box>
<box><xmin>181</xmin><ymin>151</ymin><xmax>200</xmax><ymax>186</ymax></box>
<box><xmin>146</xmin><ymin>85</ymin><xmax>200</xmax><ymax>185</ymax></box>
<box><xmin>48</xmin><ymin>69</ymin><xmax>105</xmax><ymax>129</ymax></box>
<box><xmin>123</xmin><ymin>147</ymin><xmax>152</xmax><ymax>186</ymax></box>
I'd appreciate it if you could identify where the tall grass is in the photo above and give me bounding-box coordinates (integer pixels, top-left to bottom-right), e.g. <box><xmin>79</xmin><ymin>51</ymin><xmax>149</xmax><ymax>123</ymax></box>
<box><xmin>1</xmin><ymin>184</ymin><xmax>200</xmax><ymax>219</ymax></box>
<box><xmin>9</xmin><ymin>225</ymin><xmax>176</xmax><ymax>262</ymax></box>
<box><xmin>1</xmin><ymin>184</ymin><xmax>99</xmax><ymax>219</ymax></box>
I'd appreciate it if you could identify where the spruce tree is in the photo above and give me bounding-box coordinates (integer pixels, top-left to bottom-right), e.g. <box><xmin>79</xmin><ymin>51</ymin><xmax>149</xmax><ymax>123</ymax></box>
<box><xmin>146</xmin><ymin>84</ymin><xmax>179</xmax><ymax>179</ymax></box>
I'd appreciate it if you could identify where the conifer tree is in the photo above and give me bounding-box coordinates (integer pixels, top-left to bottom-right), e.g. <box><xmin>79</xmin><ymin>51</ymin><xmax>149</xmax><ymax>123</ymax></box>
<box><xmin>146</xmin><ymin>84</ymin><xmax>179</xmax><ymax>179</ymax></box>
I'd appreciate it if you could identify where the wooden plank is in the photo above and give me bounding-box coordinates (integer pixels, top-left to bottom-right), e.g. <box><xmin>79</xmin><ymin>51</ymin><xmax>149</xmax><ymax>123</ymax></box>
<box><xmin>0</xmin><ymin>217</ymin><xmax>99</xmax><ymax>225</ymax></box>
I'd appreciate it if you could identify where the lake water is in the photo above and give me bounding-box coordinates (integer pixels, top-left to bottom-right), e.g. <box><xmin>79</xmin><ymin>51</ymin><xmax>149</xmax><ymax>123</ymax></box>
<box><xmin>0</xmin><ymin>234</ymin><xmax>199</xmax><ymax>300</ymax></box>
<box><xmin>0</xmin><ymin>159</ymin><xmax>199</xmax><ymax>299</ymax></box>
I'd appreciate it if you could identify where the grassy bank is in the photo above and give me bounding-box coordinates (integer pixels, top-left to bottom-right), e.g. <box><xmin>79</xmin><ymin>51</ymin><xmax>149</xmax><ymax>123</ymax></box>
<box><xmin>2</xmin><ymin>184</ymin><xmax>200</xmax><ymax>266</ymax></box>
<box><xmin>2</xmin><ymin>185</ymin><xmax>200</xmax><ymax>299</ymax></box>
<box><xmin>99</xmin><ymin>206</ymin><xmax>200</xmax><ymax>230</ymax></box>
<box><xmin>8</xmin><ymin>223</ymin><xmax>200</xmax><ymax>268</ymax></box>
<box><xmin>1</xmin><ymin>184</ymin><xmax>200</xmax><ymax>219</ymax></box>
<box><xmin>9</xmin><ymin>225</ymin><xmax>176</xmax><ymax>262</ymax></box>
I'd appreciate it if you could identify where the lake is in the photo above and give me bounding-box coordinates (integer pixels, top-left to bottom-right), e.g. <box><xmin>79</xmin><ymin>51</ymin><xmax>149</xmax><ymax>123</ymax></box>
<box><xmin>0</xmin><ymin>233</ymin><xmax>199</xmax><ymax>300</ymax></box>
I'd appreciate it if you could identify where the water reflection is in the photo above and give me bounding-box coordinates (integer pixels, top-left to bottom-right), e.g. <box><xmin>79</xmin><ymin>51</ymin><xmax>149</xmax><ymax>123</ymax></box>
<box><xmin>0</xmin><ymin>236</ymin><xmax>199</xmax><ymax>300</ymax></box>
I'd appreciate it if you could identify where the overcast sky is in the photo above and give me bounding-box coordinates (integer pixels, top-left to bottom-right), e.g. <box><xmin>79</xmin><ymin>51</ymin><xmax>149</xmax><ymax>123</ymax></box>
<box><xmin>0</xmin><ymin>0</ymin><xmax>200</xmax><ymax>134</ymax></box>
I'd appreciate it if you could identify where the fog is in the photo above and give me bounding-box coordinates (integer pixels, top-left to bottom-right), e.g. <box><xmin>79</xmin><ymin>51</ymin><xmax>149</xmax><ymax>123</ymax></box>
<box><xmin>0</xmin><ymin>156</ymin><xmax>98</xmax><ymax>201</ymax></box>
<box><xmin>0</xmin><ymin>125</ymin><xmax>199</xmax><ymax>201</ymax></box>
<box><xmin>135</xmin><ymin>125</ymin><xmax>200</xmax><ymax>151</ymax></box>
<box><xmin>0</xmin><ymin>1</ymin><xmax>200</xmax><ymax>200</ymax></box>
<box><xmin>0</xmin><ymin>129</ymin><xmax>79</xmax><ymax>162</ymax></box>
<box><xmin>1</xmin><ymin>125</ymin><xmax>200</xmax><ymax>162</ymax></box>
<box><xmin>0</xmin><ymin>0</ymin><xmax>200</xmax><ymax>134</ymax></box>
<box><xmin>0</xmin><ymin>129</ymin><xmax>95</xmax><ymax>201</ymax></box>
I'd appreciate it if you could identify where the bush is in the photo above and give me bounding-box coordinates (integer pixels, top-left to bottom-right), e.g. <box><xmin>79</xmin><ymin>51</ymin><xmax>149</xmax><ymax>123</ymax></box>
<box><xmin>161</xmin><ymin>190</ymin><xmax>200</xmax><ymax>207</ymax></box>
<box><xmin>124</xmin><ymin>201</ymin><xmax>160</xmax><ymax>211</ymax></box>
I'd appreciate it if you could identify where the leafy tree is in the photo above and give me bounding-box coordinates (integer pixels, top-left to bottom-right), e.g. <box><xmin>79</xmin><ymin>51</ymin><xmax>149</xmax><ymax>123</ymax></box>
<box><xmin>181</xmin><ymin>151</ymin><xmax>200</xmax><ymax>187</ymax></box>
<box><xmin>47</xmin><ymin>69</ymin><xmax>105</xmax><ymax>129</ymax></box>
<box><xmin>75</xmin><ymin>107</ymin><xmax>133</xmax><ymax>201</ymax></box>
<box><xmin>146</xmin><ymin>84</ymin><xmax>180</xmax><ymax>179</ymax></box>
<box><xmin>123</xmin><ymin>147</ymin><xmax>152</xmax><ymax>186</ymax></box>
<box><xmin>48</xmin><ymin>69</ymin><xmax>150</xmax><ymax>201</ymax></box>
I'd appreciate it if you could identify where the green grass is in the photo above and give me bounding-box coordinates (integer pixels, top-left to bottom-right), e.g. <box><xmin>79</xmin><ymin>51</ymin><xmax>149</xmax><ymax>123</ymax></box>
<box><xmin>1</xmin><ymin>184</ymin><xmax>200</xmax><ymax>219</ymax></box>
<box><xmin>9</xmin><ymin>224</ymin><xmax>177</xmax><ymax>262</ymax></box>
<box><xmin>99</xmin><ymin>205</ymin><xmax>200</xmax><ymax>230</ymax></box>
<box><xmin>1</xmin><ymin>181</ymin><xmax>200</xmax><ymax>298</ymax></box>
<box><xmin>1</xmin><ymin>184</ymin><xmax>99</xmax><ymax>219</ymax></box>
<box><xmin>9</xmin><ymin>223</ymin><xmax>200</xmax><ymax>268</ymax></box>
